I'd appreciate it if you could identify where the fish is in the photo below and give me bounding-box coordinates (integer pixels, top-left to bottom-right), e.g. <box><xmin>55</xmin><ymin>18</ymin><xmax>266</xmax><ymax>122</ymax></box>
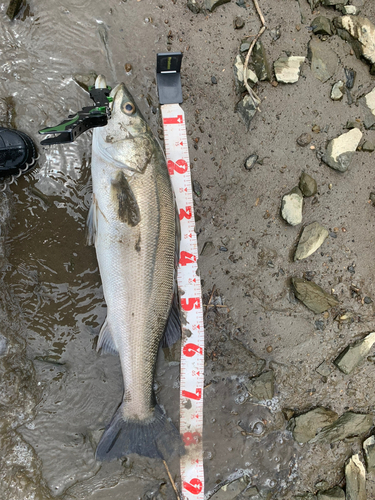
<box><xmin>88</xmin><ymin>75</ymin><xmax>183</xmax><ymax>461</ymax></box>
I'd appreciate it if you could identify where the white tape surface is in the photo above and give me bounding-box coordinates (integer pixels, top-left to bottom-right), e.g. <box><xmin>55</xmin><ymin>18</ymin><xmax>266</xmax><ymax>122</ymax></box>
<box><xmin>161</xmin><ymin>104</ymin><xmax>204</xmax><ymax>500</ymax></box>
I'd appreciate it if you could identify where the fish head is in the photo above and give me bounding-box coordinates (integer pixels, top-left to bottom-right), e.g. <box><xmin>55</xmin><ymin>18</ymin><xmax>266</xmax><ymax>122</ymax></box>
<box><xmin>94</xmin><ymin>78</ymin><xmax>155</xmax><ymax>174</ymax></box>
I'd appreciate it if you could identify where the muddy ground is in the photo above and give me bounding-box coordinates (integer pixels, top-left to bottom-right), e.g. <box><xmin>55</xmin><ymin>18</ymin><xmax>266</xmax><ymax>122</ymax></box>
<box><xmin>0</xmin><ymin>0</ymin><xmax>375</xmax><ymax>498</ymax></box>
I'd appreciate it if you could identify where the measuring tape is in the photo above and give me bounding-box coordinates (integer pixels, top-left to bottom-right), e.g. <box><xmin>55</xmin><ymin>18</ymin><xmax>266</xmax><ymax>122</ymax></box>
<box><xmin>161</xmin><ymin>104</ymin><xmax>205</xmax><ymax>500</ymax></box>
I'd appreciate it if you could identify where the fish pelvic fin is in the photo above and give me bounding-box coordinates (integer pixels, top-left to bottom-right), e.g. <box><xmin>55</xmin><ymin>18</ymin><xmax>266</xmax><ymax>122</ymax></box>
<box><xmin>97</xmin><ymin>318</ymin><xmax>118</xmax><ymax>354</ymax></box>
<box><xmin>96</xmin><ymin>404</ymin><xmax>184</xmax><ymax>461</ymax></box>
<box><xmin>161</xmin><ymin>292</ymin><xmax>181</xmax><ymax>348</ymax></box>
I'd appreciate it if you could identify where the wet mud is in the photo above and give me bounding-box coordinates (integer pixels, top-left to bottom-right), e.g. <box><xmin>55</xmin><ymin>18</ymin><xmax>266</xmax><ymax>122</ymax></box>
<box><xmin>1</xmin><ymin>0</ymin><xmax>375</xmax><ymax>498</ymax></box>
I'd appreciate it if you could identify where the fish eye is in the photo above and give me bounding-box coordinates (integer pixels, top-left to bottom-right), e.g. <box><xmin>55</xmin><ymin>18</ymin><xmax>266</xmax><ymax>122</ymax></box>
<box><xmin>123</xmin><ymin>102</ymin><xmax>135</xmax><ymax>114</ymax></box>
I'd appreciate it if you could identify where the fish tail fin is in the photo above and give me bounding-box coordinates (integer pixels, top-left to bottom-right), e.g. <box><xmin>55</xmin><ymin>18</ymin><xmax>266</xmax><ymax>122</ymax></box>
<box><xmin>96</xmin><ymin>403</ymin><xmax>184</xmax><ymax>461</ymax></box>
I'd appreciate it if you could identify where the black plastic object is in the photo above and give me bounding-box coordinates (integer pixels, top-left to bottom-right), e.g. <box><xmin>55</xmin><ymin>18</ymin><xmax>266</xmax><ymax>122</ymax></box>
<box><xmin>0</xmin><ymin>127</ymin><xmax>38</xmax><ymax>178</ymax></box>
<box><xmin>156</xmin><ymin>52</ymin><xmax>183</xmax><ymax>105</ymax></box>
<box><xmin>39</xmin><ymin>86</ymin><xmax>112</xmax><ymax>145</ymax></box>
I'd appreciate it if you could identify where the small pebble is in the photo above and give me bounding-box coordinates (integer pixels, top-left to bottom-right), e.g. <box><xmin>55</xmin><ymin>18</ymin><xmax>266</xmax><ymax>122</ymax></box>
<box><xmin>297</xmin><ymin>133</ymin><xmax>312</xmax><ymax>147</ymax></box>
<box><xmin>312</xmin><ymin>124</ymin><xmax>320</xmax><ymax>134</ymax></box>
<box><xmin>124</xmin><ymin>63</ymin><xmax>132</xmax><ymax>73</ymax></box>
<box><xmin>364</xmin><ymin>296</ymin><xmax>373</xmax><ymax>304</ymax></box>
<box><xmin>193</xmin><ymin>179</ymin><xmax>202</xmax><ymax>196</ymax></box>
<box><xmin>233</xmin><ymin>16</ymin><xmax>245</xmax><ymax>29</ymax></box>
<box><xmin>211</xmin><ymin>76</ymin><xmax>217</xmax><ymax>84</ymax></box>
<box><xmin>244</xmin><ymin>154</ymin><xmax>258</xmax><ymax>171</ymax></box>
<box><xmin>266</xmin><ymin>346</ymin><xmax>273</xmax><ymax>353</ymax></box>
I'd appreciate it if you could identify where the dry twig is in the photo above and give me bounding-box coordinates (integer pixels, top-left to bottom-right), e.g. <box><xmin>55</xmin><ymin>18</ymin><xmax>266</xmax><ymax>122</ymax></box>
<box><xmin>243</xmin><ymin>0</ymin><xmax>267</xmax><ymax>106</ymax></box>
<box><xmin>163</xmin><ymin>460</ymin><xmax>181</xmax><ymax>500</ymax></box>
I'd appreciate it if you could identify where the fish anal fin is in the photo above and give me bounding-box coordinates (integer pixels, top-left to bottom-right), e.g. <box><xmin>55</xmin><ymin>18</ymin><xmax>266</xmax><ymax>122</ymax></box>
<box><xmin>97</xmin><ymin>318</ymin><xmax>118</xmax><ymax>354</ymax></box>
<box><xmin>161</xmin><ymin>292</ymin><xmax>181</xmax><ymax>348</ymax></box>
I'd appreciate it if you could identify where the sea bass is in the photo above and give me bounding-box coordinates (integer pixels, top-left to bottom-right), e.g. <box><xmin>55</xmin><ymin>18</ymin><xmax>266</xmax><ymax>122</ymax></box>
<box><xmin>88</xmin><ymin>76</ymin><xmax>182</xmax><ymax>460</ymax></box>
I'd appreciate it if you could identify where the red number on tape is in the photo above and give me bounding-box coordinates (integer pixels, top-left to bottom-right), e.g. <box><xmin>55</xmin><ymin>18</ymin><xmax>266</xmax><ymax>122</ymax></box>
<box><xmin>179</xmin><ymin>206</ymin><xmax>192</xmax><ymax>220</ymax></box>
<box><xmin>168</xmin><ymin>159</ymin><xmax>188</xmax><ymax>175</ymax></box>
<box><xmin>183</xmin><ymin>431</ymin><xmax>202</xmax><ymax>446</ymax></box>
<box><xmin>182</xmin><ymin>388</ymin><xmax>202</xmax><ymax>401</ymax></box>
<box><xmin>179</xmin><ymin>251</ymin><xmax>196</xmax><ymax>266</ymax></box>
<box><xmin>163</xmin><ymin>115</ymin><xmax>183</xmax><ymax>125</ymax></box>
<box><xmin>181</xmin><ymin>297</ymin><xmax>200</xmax><ymax>311</ymax></box>
<box><xmin>183</xmin><ymin>343</ymin><xmax>203</xmax><ymax>357</ymax></box>
<box><xmin>183</xmin><ymin>478</ymin><xmax>203</xmax><ymax>495</ymax></box>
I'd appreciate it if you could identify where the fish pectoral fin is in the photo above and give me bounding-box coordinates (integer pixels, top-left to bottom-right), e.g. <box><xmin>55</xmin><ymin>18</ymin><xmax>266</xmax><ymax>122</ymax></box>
<box><xmin>111</xmin><ymin>171</ymin><xmax>140</xmax><ymax>227</ymax></box>
<box><xmin>161</xmin><ymin>292</ymin><xmax>181</xmax><ymax>348</ymax></box>
<box><xmin>97</xmin><ymin>318</ymin><xmax>118</xmax><ymax>355</ymax></box>
<box><xmin>86</xmin><ymin>196</ymin><xmax>98</xmax><ymax>246</ymax></box>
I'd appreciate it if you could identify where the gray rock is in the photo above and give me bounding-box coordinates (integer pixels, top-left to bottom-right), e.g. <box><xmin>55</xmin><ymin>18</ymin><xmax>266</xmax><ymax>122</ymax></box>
<box><xmin>201</xmin><ymin>241</ymin><xmax>215</xmax><ymax>256</ymax></box>
<box><xmin>334</xmin><ymin>331</ymin><xmax>375</xmax><ymax>374</ymax></box>
<box><xmin>315</xmin><ymin>481</ymin><xmax>330</xmax><ymax>491</ymax></box>
<box><xmin>233</xmin><ymin>16</ymin><xmax>245</xmax><ymax>30</ymax></box>
<box><xmin>73</xmin><ymin>72</ymin><xmax>98</xmax><ymax>92</ymax></box>
<box><xmin>250</xmin><ymin>41</ymin><xmax>271</xmax><ymax>81</ymax></box>
<box><xmin>240</xmin><ymin>42</ymin><xmax>251</xmax><ymax>53</ymax></box>
<box><xmin>322</xmin><ymin>128</ymin><xmax>362</xmax><ymax>172</ymax></box>
<box><xmin>236</xmin><ymin>94</ymin><xmax>260</xmax><ymax>130</ymax></box>
<box><xmin>294</xmin><ymin>222</ymin><xmax>329</xmax><ymax>261</ymax></box>
<box><xmin>370</xmin><ymin>192</ymin><xmax>375</xmax><ymax>205</ymax></box>
<box><xmin>362</xmin><ymin>140</ymin><xmax>375</xmax><ymax>151</ymax></box>
<box><xmin>317</xmin><ymin>486</ymin><xmax>345</xmax><ymax>500</ymax></box>
<box><xmin>345</xmin><ymin>454</ymin><xmax>366</xmax><ymax>500</ymax></box>
<box><xmin>293</xmin><ymin>495</ymin><xmax>317</xmax><ymax>500</ymax></box>
<box><xmin>310</xmin><ymin>412</ymin><xmax>374</xmax><ymax>444</ymax></box>
<box><xmin>308</xmin><ymin>37</ymin><xmax>338</xmax><ymax>83</ymax></box>
<box><xmin>6</xmin><ymin>0</ymin><xmax>23</xmax><ymax>20</ymax></box>
<box><xmin>299</xmin><ymin>172</ymin><xmax>317</xmax><ymax>197</ymax></box>
<box><xmin>274</xmin><ymin>56</ymin><xmax>305</xmax><ymax>83</ymax></box>
<box><xmin>341</xmin><ymin>5</ymin><xmax>359</xmax><ymax>15</ymax></box>
<box><xmin>292</xmin><ymin>278</ymin><xmax>339</xmax><ymax>314</ymax></box>
<box><xmin>234</xmin><ymin>55</ymin><xmax>258</xmax><ymax>94</ymax></box>
<box><xmin>281</xmin><ymin>188</ymin><xmax>303</xmax><ymax>226</ymax></box>
<box><xmin>291</xmin><ymin>407</ymin><xmax>338</xmax><ymax>443</ymax></box>
<box><xmin>187</xmin><ymin>0</ymin><xmax>201</xmax><ymax>14</ymax></box>
<box><xmin>193</xmin><ymin>179</ymin><xmax>202</xmax><ymax>196</ymax></box>
<box><xmin>204</xmin><ymin>0</ymin><xmax>230</xmax><ymax>11</ymax></box>
<box><xmin>211</xmin><ymin>477</ymin><xmax>248</xmax><ymax>499</ymax></box>
<box><xmin>246</xmin><ymin>370</ymin><xmax>275</xmax><ymax>401</ymax></box>
<box><xmin>344</xmin><ymin>67</ymin><xmax>356</xmax><ymax>89</ymax></box>
<box><xmin>331</xmin><ymin>81</ymin><xmax>345</xmax><ymax>101</ymax></box>
<box><xmin>208</xmin><ymin>339</ymin><xmax>266</xmax><ymax>379</ymax></box>
<box><xmin>322</xmin><ymin>0</ymin><xmax>348</xmax><ymax>5</ymax></box>
<box><xmin>345</xmin><ymin>120</ymin><xmax>361</xmax><ymax>129</ymax></box>
<box><xmin>270</xmin><ymin>26</ymin><xmax>281</xmax><ymax>41</ymax></box>
<box><xmin>334</xmin><ymin>16</ymin><xmax>375</xmax><ymax>66</ymax></box>
<box><xmin>363</xmin><ymin>435</ymin><xmax>375</xmax><ymax>472</ymax></box>
<box><xmin>311</xmin><ymin>16</ymin><xmax>333</xmax><ymax>36</ymax></box>
<box><xmin>360</xmin><ymin>87</ymin><xmax>375</xmax><ymax>129</ymax></box>
<box><xmin>315</xmin><ymin>360</ymin><xmax>332</xmax><ymax>377</ymax></box>
<box><xmin>0</xmin><ymin>333</ymin><xmax>7</xmax><ymax>356</ymax></box>
<box><xmin>297</xmin><ymin>133</ymin><xmax>312</xmax><ymax>147</ymax></box>
<box><xmin>244</xmin><ymin>154</ymin><xmax>258</xmax><ymax>170</ymax></box>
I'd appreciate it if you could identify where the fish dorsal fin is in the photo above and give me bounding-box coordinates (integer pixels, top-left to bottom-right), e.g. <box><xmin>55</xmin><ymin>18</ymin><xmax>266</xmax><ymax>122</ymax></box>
<box><xmin>161</xmin><ymin>292</ymin><xmax>181</xmax><ymax>348</ymax></box>
<box><xmin>97</xmin><ymin>318</ymin><xmax>118</xmax><ymax>354</ymax></box>
<box><xmin>86</xmin><ymin>196</ymin><xmax>98</xmax><ymax>246</ymax></box>
<box><xmin>111</xmin><ymin>171</ymin><xmax>141</xmax><ymax>226</ymax></box>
